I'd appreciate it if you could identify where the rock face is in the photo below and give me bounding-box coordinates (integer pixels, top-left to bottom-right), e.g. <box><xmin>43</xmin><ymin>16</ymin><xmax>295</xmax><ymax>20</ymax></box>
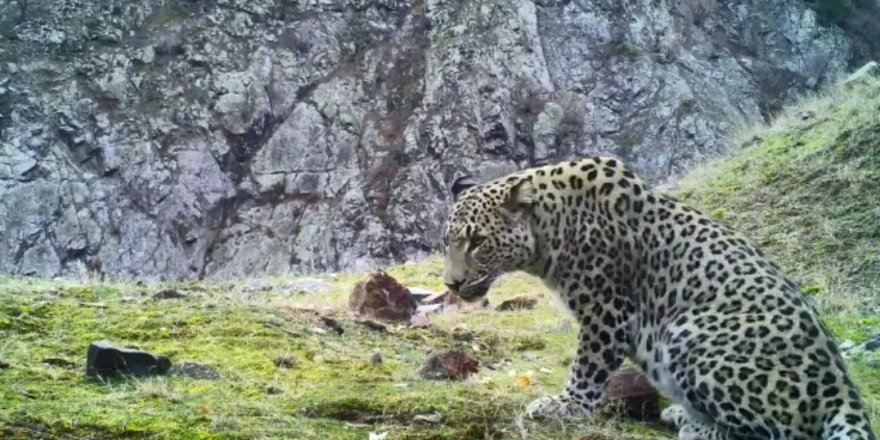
<box><xmin>0</xmin><ymin>0</ymin><xmax>876</xmax><ymax>280</ymax></box>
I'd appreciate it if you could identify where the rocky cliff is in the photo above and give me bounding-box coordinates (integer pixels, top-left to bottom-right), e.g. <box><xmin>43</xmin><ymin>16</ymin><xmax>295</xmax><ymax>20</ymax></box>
<box><xmin>0</xmin><ymin>0</ymin><xmax>873</xmax><ymax>280</ymax></box>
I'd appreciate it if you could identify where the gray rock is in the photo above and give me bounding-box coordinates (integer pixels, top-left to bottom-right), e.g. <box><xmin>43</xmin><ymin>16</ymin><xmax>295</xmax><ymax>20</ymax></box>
<box><xmin>0</xmin><ymin>0</ymin><xmax>875</xmax><ymax>280</ymax></box>
<box><xmin>86</xmin><ymin>340</ymin><xmax>171</xmax><ymax>378</ymax></box>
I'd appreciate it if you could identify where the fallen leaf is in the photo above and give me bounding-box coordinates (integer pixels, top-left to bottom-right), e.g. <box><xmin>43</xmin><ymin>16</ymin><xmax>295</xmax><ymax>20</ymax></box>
<box><xmin>515</xmin><ymin>374</ymin><xmax>534</xmax><ymax>388</ymax></box>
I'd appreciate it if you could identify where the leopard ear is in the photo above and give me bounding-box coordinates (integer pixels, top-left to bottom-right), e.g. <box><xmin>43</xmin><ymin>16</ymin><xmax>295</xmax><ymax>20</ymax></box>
<box><xmin>451</xmin><ymin>175</ymin><xmax>478</xmax><ymax>200</ymax></box>
<box><xmin>503</xmin><ymin>178</ymin><xmax>536</xmax><ymax>212</ymax></box>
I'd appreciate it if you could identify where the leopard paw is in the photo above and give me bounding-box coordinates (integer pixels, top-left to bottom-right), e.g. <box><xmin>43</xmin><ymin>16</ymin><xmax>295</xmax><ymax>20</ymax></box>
<box><xmin>525</xmin><ymin>394</ymin><xmax>591</xmax><ymax>420</ymax></box>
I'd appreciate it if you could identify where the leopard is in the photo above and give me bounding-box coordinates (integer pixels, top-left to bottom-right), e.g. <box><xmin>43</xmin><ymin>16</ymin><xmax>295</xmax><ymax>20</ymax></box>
<box><xmin>442</xmin><ymin>157</ymin><xmax>875</xmax><ymax>440</ymax></box>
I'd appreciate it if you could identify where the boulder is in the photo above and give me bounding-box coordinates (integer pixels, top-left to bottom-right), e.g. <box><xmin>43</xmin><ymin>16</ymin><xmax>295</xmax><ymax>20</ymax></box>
<box><xmin>86</xmin><ymin>340</ymin><xmax>171</xmax><ymax>379</ymax></box>
<box><xmin>348</xmin><ymin>271</ymin><xmax>417</xmax><ymax>322</ymax></box>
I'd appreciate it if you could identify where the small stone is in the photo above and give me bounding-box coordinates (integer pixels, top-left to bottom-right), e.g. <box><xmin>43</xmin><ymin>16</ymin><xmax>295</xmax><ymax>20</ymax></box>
<box><xmin>839</xmin><ymin>340</ymin><xmax>856</xmax><ymax>351</ymax></box>
<box><xmin>603</xmin><ymin>367</ymin><xmax>661</xmax><ymax>421</ymax></box>
<box><xmin>320</xmin><ymin>316</ymin><xmax>344</xmax><ymax>335</ymax></box>
<box><xmin>0</xmin><ymin>358</ymin><xmax>9</xmax><ymax>369</ymax></box>
<box><xmin>421</xmin><ymin>290</ymin><xmax>451</xmax><ymax>305</ymax></box>
<box><xmin>409</xmin><ymin>287</ymin><xmax>439</xmax><ymax>303</ymax></box>
<box><xmin>152</xmin><ymin>289</ymin><xmax>187</xmax><ymax>300</ymax></box>
<box><xmin>416</xmin><ymin>303</ymin><xmax>444</xmax><ymax>314</ymax></box>
<box><xmin>169</xmin><ymin>361</ymin><xmax>221</xmax><ymax>381</ymax></box>
<box><xmin>266</xmin><ymin>384</ymin><xmax>284</xmax><ymax>395</ymax></box>
<box><xmin>370</xmin><ymin>352</ymin><xmax>383</xmax><ymax>365</ymax></box>
<box><xmin>496</xmin><ymin>295</ymin><xmax>538</xmax><ymax>312</ymax></box>
<box><xmin>348</xmin><ymin>271</ymin><xmax>417</xmax><ymax>322</ymax></box>
<box><xmin>410</xmin><ymin>312</ymin><xmax>432</xmax><ymax>328</ymax></box>
<box><xmin>413</xmin><ymin>412</ymin><xmax>442</xmax><ymax>424</ymax></box>
<box><xmin>865</xmin><ymin>339</ymin><xmax>880</xmax><ymax>352</ymax></box>
<box><xmin>86</xmin><ymin>340</ymin><xmax>171</xmax><ymax>378</ymax></box>
<box><xmin>357</xmin><ymin>319</ymin><xmax>388</xmax><ymax>332</ymax></box>
<box><xmin>420</xmin><ymin>351</ymin><xmax>479</xmax><ymax>381</ymax></box>
<box><xmin>78</xmin><ymin>301</ymin><xmax>107</xmax><ymax>308</ymax></box>
<box><xmin>274</xmin><ymin>355</ymin><xmax>298</xmax><ymax>369</ymax></box>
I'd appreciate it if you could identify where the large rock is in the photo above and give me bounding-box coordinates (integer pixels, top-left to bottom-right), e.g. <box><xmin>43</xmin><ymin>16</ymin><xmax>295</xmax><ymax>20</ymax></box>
<box><xmin>86</xmin><ymin>340</ymin><xmax>171</xmax><ymax>378</ymax></box>
<box><xmin>0</xmin><ymin>0</ymin><xmax>877</xmax><ymax>280</ymax></box>
<box><xmin>349</xmin><ymin>271</ymin><xmax>417</xmax><ymax>322</ymax></box>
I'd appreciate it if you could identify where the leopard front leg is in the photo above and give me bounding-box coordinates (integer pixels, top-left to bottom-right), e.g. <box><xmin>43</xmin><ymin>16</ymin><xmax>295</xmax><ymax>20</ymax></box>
<box><xmin>526</xmin><ymin>323</ymin><xmax>626</xmax><ymax>420</ymax></box>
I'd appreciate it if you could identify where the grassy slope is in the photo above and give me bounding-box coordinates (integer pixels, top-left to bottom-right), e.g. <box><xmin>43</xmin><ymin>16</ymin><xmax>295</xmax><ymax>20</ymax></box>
<box><xmin>675</xmin><ymin>75</ymin><xmax>880</xmax><ymax>330</ymax></box>
<box><xmin>0</xmin><ymin>263</ymin><xmax>667</xmax><ymax>440</ymax></box>
<box><xmin>674</xmin><ymin>75</ymin><xmax>880</xmax><ymax>422</ymax></box>
<box><xmin>1</xmin><ymin>78</ymin><xmax>879</xmax><ymax>439</ymax></box>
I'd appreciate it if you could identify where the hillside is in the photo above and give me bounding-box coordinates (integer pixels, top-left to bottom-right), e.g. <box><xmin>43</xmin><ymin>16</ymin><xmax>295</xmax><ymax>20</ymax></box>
<box><xmin>676</xmin><ymin>72</ymin><xmax>880</xmax><ymax>331</ymax></box>
<box><xmin>2</xmin><ymin>74</ymin><xmax>880</xmax><ymax>439</ymax></box>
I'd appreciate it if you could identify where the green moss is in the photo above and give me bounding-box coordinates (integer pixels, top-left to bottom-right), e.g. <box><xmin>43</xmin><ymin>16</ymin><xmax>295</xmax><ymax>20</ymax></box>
<box><xmin>0</xmin><ymin>268</ymin><xmax>663</xmax><ymax>439</ymax></box>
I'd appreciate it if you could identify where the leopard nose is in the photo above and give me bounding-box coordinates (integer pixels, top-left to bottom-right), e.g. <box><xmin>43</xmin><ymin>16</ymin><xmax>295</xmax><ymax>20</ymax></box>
<box><xmin>445</xmin><ymin>280</ymin><xmax>463</xmax><ymax>292</ymax></box>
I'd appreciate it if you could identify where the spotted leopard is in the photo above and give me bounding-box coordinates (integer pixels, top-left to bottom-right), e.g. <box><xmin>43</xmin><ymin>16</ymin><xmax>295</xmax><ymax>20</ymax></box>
<box><xmin>442</xmin><ymin>157</ymin><xmax>875</xmax><ymax>440</ymax></box>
